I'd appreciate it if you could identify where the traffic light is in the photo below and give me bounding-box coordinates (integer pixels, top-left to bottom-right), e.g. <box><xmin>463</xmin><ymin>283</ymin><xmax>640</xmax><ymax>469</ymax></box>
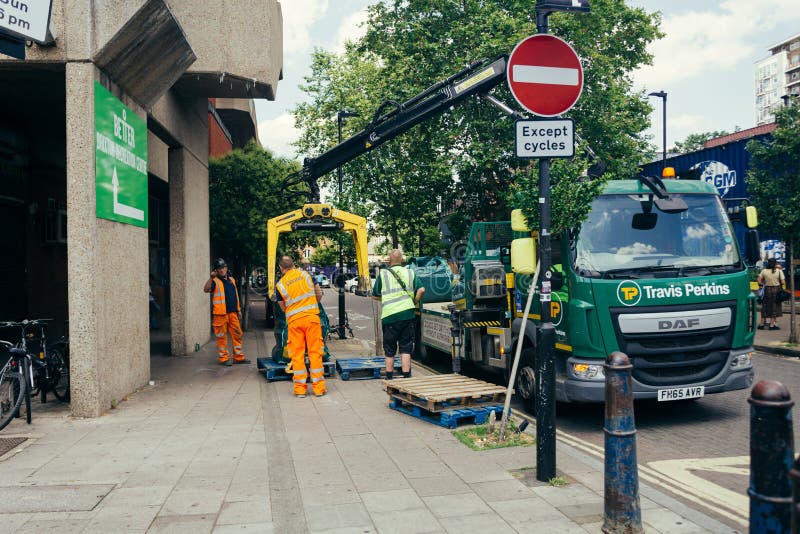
<box><xmin>536</xmin><ymin>0</ymin><xmax>591</xmax><ymax>13</ymax></box>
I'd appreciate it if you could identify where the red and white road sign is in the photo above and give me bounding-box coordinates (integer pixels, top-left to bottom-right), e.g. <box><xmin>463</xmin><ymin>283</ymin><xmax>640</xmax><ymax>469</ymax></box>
<box><xmin>507</xmin><ymin>34</ymin><xmax>583</xmax><ymax>117</ymax></box>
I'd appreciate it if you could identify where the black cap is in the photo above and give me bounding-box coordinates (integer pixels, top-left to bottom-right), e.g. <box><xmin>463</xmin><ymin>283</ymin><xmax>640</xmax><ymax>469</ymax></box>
<box><xmin>213</xmin><ymin>258</ymin><xmax>227</xmax><ymax>269</ymax></box>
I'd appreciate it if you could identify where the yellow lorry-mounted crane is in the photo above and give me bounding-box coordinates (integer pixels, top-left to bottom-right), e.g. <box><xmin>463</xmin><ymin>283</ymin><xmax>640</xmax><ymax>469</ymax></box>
<box><xmin>266</xmin><ymin>204</ymin><xmax>371</xmax><ymax>303</ymax></box>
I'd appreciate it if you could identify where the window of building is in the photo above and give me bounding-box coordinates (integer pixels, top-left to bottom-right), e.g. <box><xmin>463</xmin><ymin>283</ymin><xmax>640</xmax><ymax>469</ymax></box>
<box><xmin>791</xmin><ymin>41</ymin><xmax>800</xmax><ymax>51</ymax></box>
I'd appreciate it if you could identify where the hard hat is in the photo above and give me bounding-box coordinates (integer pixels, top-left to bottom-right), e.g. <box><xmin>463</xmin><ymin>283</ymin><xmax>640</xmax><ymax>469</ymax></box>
<box><xmin>213</xmin><ymin>258</ymin><xmax>227</xmax><ymax>269</ymax></box>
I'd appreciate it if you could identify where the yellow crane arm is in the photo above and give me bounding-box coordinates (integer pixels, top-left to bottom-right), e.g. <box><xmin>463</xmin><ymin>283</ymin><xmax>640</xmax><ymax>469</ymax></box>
<box><xmin>266</xmin><ymin>203</ymin><xmax>370</xmax><ymax>298</ymax></box>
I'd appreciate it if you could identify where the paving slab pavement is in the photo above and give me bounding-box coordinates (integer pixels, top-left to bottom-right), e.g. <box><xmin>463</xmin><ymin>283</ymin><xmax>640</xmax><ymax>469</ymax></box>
<box><xmin>0</xmin><ymin>325</ymin><xmax>734</xmax><ymax>533</ymax></box>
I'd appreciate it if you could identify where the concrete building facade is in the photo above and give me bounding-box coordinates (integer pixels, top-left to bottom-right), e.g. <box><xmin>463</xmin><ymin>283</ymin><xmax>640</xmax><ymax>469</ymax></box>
<box><xmin>755</xmin><ymin>31</ymin><xmax>800</xmax><ymax>124</ymax></box>
<box><xmin>0</xmin><ymin>0</ymin><xmax>282</xmax><ymax>417</ymax></box>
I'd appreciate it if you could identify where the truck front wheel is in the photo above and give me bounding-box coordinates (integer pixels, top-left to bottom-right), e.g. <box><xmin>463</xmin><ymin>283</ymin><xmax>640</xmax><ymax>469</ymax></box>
<box><xmin>516</xmin><ymin>348</ymin><xmax>538</xmax><ymax>416</ymax></box>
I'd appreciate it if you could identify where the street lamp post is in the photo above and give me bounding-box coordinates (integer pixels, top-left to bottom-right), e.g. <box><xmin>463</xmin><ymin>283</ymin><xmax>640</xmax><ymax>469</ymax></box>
<box><xmin>648</xmin><ymin>91</ymin><xmax>667</xmax><ymax>168</ymax></box>
<box><xmin>336</xmin><ymin>110</ymin><xmax>360</xmax><ymax>339</ymax></box>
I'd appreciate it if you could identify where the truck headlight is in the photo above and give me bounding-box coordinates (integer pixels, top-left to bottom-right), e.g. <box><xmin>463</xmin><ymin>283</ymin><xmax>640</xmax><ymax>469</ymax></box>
<box><xmin>571</xmin><ymin>363</ymin><xmax>605</xmax><ymax>380</ymax></box>
<box><xmin>730</xmin><ymin>352</ymin><xmax>753</xmax><ymax>369</ymax></box>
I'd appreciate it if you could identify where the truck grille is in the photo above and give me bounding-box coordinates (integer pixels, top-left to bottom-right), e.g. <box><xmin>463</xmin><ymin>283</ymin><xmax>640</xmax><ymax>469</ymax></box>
<box><xmin>610</xmin><ymin>302</ymin><xmax>735</xmax><ymax>387</ymax></box>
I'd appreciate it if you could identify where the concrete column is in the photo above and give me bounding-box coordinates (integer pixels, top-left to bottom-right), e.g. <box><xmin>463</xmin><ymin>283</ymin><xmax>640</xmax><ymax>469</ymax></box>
<box><xmin>66</xmin><ymin>64</ymin><xmax>150</xmax><ymax>417</ymax></box>
<box><xmin>169</xmin><ymin>147</ymin><xmax>211</xmax><ymax>355</ymax></box>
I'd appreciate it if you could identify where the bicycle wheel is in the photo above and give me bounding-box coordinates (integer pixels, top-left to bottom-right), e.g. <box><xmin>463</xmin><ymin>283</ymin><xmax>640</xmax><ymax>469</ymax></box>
<box><xmin>48</xmin><ymin>348</ymin><xmax>70</xmax><ymax>402</ymax></box>
<box><xmin>0</xmin><ymin>362</ymin><xmax>24</xmax><ymax>431</ymax></box>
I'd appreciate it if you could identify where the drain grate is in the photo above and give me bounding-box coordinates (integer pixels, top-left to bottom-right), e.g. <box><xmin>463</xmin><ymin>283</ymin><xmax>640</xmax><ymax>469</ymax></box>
<box><xmin>0</xmin><ymin>437</ymin><xmax>27</xmax><ymax>457</ymax></box>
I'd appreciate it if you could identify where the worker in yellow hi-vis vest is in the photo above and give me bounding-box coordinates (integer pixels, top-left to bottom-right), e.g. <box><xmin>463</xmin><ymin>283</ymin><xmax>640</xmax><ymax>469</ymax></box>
<box><xmin>372</xmin><ymin>249</ymin><xmax>425</xmax><ymax>379</ymax></box>
<box><xmin>275</xmin><ymin>256</ymin><xmax>325</xmax><ymax>397</ymax></box>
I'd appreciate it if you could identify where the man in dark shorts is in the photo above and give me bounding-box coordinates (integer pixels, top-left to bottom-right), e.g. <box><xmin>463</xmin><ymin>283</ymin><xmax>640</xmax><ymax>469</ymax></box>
<box><xmin>372</xmin><ymin>249</ymin><xmax>425</xmax><ymax>379</ymax></box>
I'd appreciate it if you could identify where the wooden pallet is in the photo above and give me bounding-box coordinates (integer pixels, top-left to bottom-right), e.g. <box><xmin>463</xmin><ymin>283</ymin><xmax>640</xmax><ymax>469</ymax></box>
<box><xmin>256</xmin><ymin>358</ymin><xmax>335</xmax><ymax>381</ymax></box>
<box><xmin>389</xmin><ymin>398</ymin><xmax>504</xmax><ymax>429</ymax></box>
<box><xmin>336</xmin><ymin>357</ymin><xmax>401</xmax><ymax>381</ymax></box>
<box><xmin>384</xmin><ymin>374</ymin><xmax>508</xmax><ymax>412</ymax></box>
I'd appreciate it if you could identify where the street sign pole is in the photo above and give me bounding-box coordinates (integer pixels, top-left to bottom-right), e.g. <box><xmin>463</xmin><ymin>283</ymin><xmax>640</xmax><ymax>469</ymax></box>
<box><xmin>506</xmin><ymin>1</ymin><xmax>588</xmax><ymax>484</ymax></box>
<box><xmin>534</xmin><ymin>7</ymin><xmax>557</xmax><ymax>485</ymax></box>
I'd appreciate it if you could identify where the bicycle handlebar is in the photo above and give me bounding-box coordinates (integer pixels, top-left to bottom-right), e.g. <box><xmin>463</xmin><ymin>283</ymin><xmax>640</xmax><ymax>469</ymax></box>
<box><xmin>0</xmin><ymin>319</ymin><xmax>53</xmax><ymax>327</ymax></box>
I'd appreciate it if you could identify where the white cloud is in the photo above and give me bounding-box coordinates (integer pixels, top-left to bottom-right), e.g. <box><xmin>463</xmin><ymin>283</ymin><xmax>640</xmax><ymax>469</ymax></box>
<box><xmin>333</xmin><ymin>8</ymin><xmax>369</xmax><ymax>54</ymax></box>
<box><xmin>634</xmin><ymin>0</ymin><xmax>800</xmax><ymax>91</ymax></box>
<box><xmin>281</xmin><ymin>0</ymin><xmax>330</xmax><ymax>55</ymax></box>
<box><xmin>258</xmin><ymin>113</ymin><xmax>301</xmax><ymax>159</ymax></box>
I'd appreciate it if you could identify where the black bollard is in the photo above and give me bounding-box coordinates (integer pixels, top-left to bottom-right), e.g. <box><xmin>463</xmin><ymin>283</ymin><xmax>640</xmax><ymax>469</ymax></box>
<box><xmin>603</xmin><ymin>352</ymin><xmax>643</xmax><ymax>534</ymax></box>
<box><xmin>789</xmin><ymin>454</ymin><xmax>800</xmax><ymax>533</ymax></box>
<box><xmin>749</xmin><ymin>380</ymin><xmax>794</xmax><ymax>534</ymax></box>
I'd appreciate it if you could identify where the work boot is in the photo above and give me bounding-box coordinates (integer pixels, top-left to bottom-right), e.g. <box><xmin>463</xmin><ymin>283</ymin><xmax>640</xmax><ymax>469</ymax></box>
<box><xmin>233</xmin><ymin>358</ymin><xmax>251</xmax><ymax>364</ymax></box>
<box><xmin>296</xmin><ymin>393</ymin><xmax>307</xmax><ymax>398</ymax></box>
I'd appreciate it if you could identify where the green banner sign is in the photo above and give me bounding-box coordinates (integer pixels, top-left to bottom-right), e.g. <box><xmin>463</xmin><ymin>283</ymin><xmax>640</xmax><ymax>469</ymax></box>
<box><xmin>94</xmin><ymin>82</ymin><xmax>148</xmax><ymax>227</ymax></box>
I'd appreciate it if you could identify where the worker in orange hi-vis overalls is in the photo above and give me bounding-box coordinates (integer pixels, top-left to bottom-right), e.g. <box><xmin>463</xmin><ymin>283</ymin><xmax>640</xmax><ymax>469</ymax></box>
<box><xmin>275</xmin><ymin>256</ymin><xmax>325</xmax><ymax>398</ymax></box>
<box><xmin>203</xmin><ymin>258</ymin><xmax>250</xmax><ymax>366</ymax></box>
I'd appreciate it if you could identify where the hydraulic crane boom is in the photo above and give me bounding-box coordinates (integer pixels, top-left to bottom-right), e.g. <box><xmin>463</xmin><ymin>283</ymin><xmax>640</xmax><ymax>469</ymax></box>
<box><xmin>301</xmin><ymin>56</ymin><xmax>508</xmax><ymax>202</ymax></box>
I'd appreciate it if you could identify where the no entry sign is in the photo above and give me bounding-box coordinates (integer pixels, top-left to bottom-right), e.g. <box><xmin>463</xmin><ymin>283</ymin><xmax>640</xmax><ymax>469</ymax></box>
<box><xmin>507</xmin><ymin>34</ymin><xmax>583</xmax><ymax>117</ymax></box>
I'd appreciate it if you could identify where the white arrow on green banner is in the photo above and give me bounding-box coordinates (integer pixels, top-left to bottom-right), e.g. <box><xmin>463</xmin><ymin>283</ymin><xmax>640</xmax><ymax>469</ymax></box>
<box><xmin>94</xmin><ymin>82</ymin><xmax>148</xmax><ymax>227</ymax></box>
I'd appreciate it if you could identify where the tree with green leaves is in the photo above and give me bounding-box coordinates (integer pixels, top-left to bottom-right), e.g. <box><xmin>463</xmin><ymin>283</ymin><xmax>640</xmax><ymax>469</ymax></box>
<box><xmin>209</xmin><ymin>141</ymin><xmax>305</xmax><ymax>326</ymax></box>
<box><xmin>293</xmin><ymin>0</ymin><xmax>663</xmax><ymax>253</ymax></box>
<box><xmin>672</xmin><ymin>130</ymin><xmax>731</xmax><ymax>154</ymax></box>
<box><xmin>310</xmin><ymin>242</ymin><xmax>340</xmax><ymax>267</ymax></box>
<box><xmin>746</xmin><ymin>103</ymin><xmax>800</xmax><ymax>343</ymax></box>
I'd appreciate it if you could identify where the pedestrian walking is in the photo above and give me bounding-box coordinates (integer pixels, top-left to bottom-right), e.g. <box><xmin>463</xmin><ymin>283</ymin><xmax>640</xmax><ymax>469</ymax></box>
<box><xmin>372</xmin><ymin>249</ymin><xmax>425</xmax><ymax>379</ymax></box>
<box><xmin>204</xmin><ymin>258</ymin><xmax>249</xmax><ymax>365</ymax></box>
<box><xmin>758</xmin><ymin>257</ymin><xmax>786</xmax><ymax>330</ymax></box>
<box><xmin>275</xmin><ymin>256</ymin><xmax>326</xmax><ymax>398</ymax></box>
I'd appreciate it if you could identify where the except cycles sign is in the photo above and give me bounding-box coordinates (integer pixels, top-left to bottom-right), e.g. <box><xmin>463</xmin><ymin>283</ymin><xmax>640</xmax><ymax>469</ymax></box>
<box><xmin>94</xmin><ymin>82</ymin><xmax>148</xmax><ymax>227</ymax></box>
<box><xmin>515</xmin><ymin>118</ymin><xmax>574</xmax><ymax>158</ymax></box>
<box><xmin>0</xmin><ymin>0</ymin><xmax>53</xmax><ymax>43</ymax></box>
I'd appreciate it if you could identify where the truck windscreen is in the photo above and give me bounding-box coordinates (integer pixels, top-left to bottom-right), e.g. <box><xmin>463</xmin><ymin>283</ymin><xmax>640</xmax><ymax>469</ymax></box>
<box><xmin>573</xmin><ymin>193</ymin><xmax>741</xmax><ymax>278</ymax></box>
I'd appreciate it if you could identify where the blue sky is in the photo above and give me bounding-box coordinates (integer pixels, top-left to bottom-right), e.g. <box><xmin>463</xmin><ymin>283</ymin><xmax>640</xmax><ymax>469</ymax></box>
<box><xmin>255</xmin><ymin>0</ymin><xmax>800</xmax><ymax>160</ymax></box>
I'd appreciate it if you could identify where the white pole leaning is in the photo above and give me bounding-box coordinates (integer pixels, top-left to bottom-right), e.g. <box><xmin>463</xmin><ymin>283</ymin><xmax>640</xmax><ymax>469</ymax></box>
<box><xmin>499</xmin><ymin>261</ymin><xmax>540</xmax><ymax>440</ymax></box>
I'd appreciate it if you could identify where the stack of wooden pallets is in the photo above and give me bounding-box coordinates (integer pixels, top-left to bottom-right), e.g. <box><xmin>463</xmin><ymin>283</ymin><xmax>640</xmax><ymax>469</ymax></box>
<box><xmin>383</xmin><ymin>374</ymin><xmax>508</xmax><ymax>428</ymax></box>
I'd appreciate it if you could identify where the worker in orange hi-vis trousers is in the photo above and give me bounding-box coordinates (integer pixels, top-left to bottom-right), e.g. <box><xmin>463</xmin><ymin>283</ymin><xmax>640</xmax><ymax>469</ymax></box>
<box><xmin>203</xmin><ymin>258</ymin><xmax>250</xmax><ymax>366</ymax></box>
<box><xmin>275</xmin><ymin>256</ymin><xmax>325</xmax><ymax>398</ymax></box>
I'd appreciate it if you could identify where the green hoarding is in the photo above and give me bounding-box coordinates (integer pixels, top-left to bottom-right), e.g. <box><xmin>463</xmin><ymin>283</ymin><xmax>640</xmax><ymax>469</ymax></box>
<box><xmin>94</xmin><ymin>82</ymin><xmax>148</xmax><ymax>227</ymax></box>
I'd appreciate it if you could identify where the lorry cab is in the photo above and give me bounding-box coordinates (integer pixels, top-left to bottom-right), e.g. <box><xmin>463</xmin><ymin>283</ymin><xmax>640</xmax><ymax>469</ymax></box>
<box><xmin>512</xmin><ymin>178</ymin><xmax>758</xmax><ymax>406</ymax></box>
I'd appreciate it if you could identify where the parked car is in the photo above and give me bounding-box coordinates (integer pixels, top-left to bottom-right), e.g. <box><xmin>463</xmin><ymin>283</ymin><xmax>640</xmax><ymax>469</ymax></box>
<box><xmin>344</xmin><ymin>276</ymin><xmax>359</xmax><ymax>293</ymax></box>
<box><xmin>315</xmin><ymin>274</ymin><xmax>331</xmax><ymax>288</ymax></box>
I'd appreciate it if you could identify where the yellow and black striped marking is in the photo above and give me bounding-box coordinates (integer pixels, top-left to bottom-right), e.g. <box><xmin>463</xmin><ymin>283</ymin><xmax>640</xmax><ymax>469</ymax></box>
<box><xmin>463</xmin><ymin>321</ymin><xmax>503</xmax><ymax>328</ymax></box>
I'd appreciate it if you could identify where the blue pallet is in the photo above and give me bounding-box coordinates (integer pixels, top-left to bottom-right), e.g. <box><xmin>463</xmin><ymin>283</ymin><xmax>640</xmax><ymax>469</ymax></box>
<box><xmin>336</xmin><ymin>357</ymin><xmax>401</xmax><ymax>381</ymax></box>
<box><xmin>389</xmin><ymin>398</ymin><xmax>505</xmax><ymax>429</ymax></box>
<box><xmin>256</xmin><ymin>358</ymin><xmax>335</xmax><ymax>382</ymax></box>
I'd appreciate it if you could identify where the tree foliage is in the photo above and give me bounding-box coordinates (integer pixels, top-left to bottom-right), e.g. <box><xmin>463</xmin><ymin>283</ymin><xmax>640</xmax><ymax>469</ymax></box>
<box><xmin>746</xmin><ymin>104</ymin><xmax>800</xmax><ymax>252</ymax></box>
<box><xmin>209</xmin><ymin>141</ymin><xmax>304</xmax><ymax>270</ymax></box>
<box><xmin>746</xmin><ymin>103</ymin><xmax>800</xmax><ymax>342</ymax></box>
<box><xmin>293</xmin><ymin>0</ymin><xmax>663</xmax><ymax>249</ymax></box>
<box><xmin>672</xmin><ymin>131</ymin><xmax>730</xmax><ymax>154</ymax></box>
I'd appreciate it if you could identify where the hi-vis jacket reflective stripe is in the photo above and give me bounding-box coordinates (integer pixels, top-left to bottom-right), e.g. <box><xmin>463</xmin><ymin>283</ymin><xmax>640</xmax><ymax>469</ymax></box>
<box><xmin>212</xmin><ymin>277</ymin><xmax>240</xmax><ymax>315</ymax></box>
<box><xmin>380</xmin><ymin>266</ymin><xmax>416</xmax><ymax>320</ymax></box>
<box><xmin>276</xmin><ymin>269</ymin><xmax>318</xmax><ymax>323</ymax></box>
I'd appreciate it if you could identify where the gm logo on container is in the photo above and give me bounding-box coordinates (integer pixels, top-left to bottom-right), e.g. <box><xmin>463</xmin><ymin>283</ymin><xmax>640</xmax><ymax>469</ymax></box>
<box><xmin>617</xmin><ymin>280</ymin><xmax>642</xmax><ymax>306</ymax></box>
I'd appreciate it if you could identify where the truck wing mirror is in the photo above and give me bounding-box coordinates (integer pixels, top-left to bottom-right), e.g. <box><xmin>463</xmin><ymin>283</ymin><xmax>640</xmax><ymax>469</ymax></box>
<box><xmin>745</xmin><ymin>229</ymin><xmax>760</xmax><ymax>265</ymax></box>
<box><xmin>632</xmin><ymin>212</ymin><xmax>657</xmax><ymax>230</ymax></box>
<box><xmin>745</xmin><ymin>206</ymin><xmax>758</xmax><ymax>229</ymax></box>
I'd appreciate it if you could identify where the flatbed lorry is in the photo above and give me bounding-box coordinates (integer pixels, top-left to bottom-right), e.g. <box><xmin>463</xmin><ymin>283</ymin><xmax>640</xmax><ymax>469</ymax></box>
<box><xmin>418</xmin><ymin>175</ymin><xmax>759</xmax><ymax>413</ymax></box>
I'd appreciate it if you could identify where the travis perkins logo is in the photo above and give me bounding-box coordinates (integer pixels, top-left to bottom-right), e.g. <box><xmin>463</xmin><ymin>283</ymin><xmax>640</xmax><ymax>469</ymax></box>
<box><xmin>617</xmin><ymin>280</ymin><xmax>730</xmax><ymax>306</ymax></box>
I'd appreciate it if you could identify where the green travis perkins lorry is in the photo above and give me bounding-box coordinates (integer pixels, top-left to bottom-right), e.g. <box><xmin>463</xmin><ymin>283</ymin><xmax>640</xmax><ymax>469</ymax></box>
<box><xmin>417</xmin><ymin>175</ymin><xmax>760</xmax><ymax>414</ymax></box>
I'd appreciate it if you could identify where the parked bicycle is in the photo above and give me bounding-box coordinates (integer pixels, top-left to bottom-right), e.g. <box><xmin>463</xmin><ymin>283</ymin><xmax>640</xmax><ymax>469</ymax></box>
<box><xmin>0</xmin><ymin>319</ymin><xmax>70</xmax><ymax>432</ymax></box>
